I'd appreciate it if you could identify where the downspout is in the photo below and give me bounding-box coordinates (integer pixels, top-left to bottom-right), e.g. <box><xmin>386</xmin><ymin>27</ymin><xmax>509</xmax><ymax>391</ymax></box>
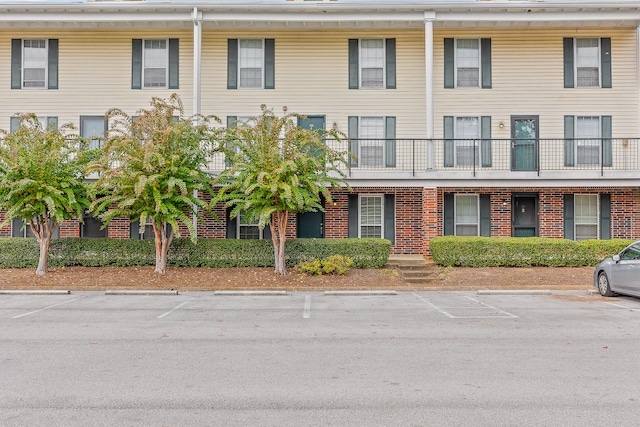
<box><xmin>424</xmin><ymin>13</ymin><xmax>435</xmax><ymax>169</ymax></box>
<box><xmin>192</xmin><ymin>7</ymin><xmax>202</xmax><ymax>236</ymax></box>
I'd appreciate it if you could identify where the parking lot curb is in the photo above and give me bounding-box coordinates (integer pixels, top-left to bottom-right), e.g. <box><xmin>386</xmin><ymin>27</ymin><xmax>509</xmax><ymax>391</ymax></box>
<box><xmin>476</xmin><ymin>290</ymin><xmax>552</xmax><ymax>295</ymax></box>
<box><xmin>324</xmin><ymin>290</ymin><xmax>397</xmax><ymax>296</ymax></box>
<box><xmin>214</xmin><ymin>290</ymin><xmax>288</xmax><ymax>296</ymax></box>
<box><xmin>0</xmin><ymin>290</ymin><xmax>71</xmax><ymax>295</ymax></box>
<box><xmin>104</xmin><ymin>290</ymin><xmax>179</xmax><ymax>295</ymax></box>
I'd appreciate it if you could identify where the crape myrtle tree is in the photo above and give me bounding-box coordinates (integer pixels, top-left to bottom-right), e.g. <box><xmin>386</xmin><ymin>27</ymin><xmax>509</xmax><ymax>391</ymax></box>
<box><xmin>0</xmin><ymin>114</ymin><xmax>90</xmax><ymax>275</ymax></box>
<box><xmin>89</xmin><ymin>94</ymin><xmax>222</xmax><ymax>274</ymax></box>
<box><xmin>214</xmin><ymin>105</ymin><xmax>349</xmax><ymax>275</ymax></box>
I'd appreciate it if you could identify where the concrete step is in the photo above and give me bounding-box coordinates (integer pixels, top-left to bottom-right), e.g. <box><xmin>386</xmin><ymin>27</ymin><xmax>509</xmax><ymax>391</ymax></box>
<box><xmin>387</xmin><ymin>255</ymin><xmax>437</xmax><ymax>285</ymax></box>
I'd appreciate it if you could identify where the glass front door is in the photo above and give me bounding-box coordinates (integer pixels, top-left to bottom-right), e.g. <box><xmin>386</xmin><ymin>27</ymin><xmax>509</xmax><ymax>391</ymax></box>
<box><xmin>511</xmin><ymin>116</ymin><xmax>538</xmax><ymax>171</ymax></box>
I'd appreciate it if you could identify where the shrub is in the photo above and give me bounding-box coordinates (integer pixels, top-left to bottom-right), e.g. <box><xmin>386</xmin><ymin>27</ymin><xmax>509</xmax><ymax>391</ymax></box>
<box><xmin>430</xmin><ymin>236</ymin><xmax>632</xmax><ymax>267</ymax></box>
<box><xmin>294</xmin><ymin>259</ymin><xmax>323</xmax><ymax>275</ymax></box>
<box><xmin>321</xmin><ymin>255</ymin><xmax>354</xmax><ymax>275</ymax></box>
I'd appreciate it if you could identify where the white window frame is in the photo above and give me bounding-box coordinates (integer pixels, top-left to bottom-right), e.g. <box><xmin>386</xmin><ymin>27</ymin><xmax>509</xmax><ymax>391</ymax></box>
<box><xmin>454</xmin><ymin>194</ymin><xmax>480</xmax><ymax>236</ymax></box>
<box><xmin>359</xmin><ymin>39</ymin><xmax>385</xmax><ymax>90</ymax></box>
<box><xmin>10</xmin><ymin>115</ymin><xmax>57</xmax><ymax>133</ymax></box>
<box><xmin>237</xmin><ymin>211</ymin><xmax>263</xmax><ymax>240</ymax></box>
<box><xmin>12</xmin><ymin>218</ymin><xmax>60</xmax><ymax>238</ymax></box>
<box><xmin>22</xmin><ymin>39</ymin><xmax>48</xmax><ymax>89</ymax></box>
<box><xmin>80</xmin><ymin>116</ymin><xmax>107</xmax><ymax>150</ymax></box>
<box><xmin>142</xmin><ymin>39</ymin><xmax>169</xmax><ymax>89</ymax></box>
<box><xmin>575</xmin><ymin>116</ymin><xmax>601</xmax><ymax>166</ymax></box>
<box><xmin>238</xmin><ymin>39</ymin><xmax>264</xmax><ymax>89</ymax></box>
<box><xmin>454</xmin><ymin>116</ymin><xmax>480</xmax><ymax>167</ymax></box>
<box><xmin>358</xmin><ymin>116</ymin><xmax>385</xmax><ymax>168</ymax></box>
<box><xmin>574</xmin><ymin>37</ymin><xmax>601</xmax><ymax>88</ymax></box>
<box><xmin>574</xmin><ymin>194</ymin><xmax>599</xmax><ymax>241</ymax></box>
<box><xmin>455</xmin><ymin>38</ymin><xmax>480</xmax><ymax>89</ymax></box>
<box><xmin>358</xmin><ymin>194</ymin><xmax>384</xmax><ymax>239</ymax></box>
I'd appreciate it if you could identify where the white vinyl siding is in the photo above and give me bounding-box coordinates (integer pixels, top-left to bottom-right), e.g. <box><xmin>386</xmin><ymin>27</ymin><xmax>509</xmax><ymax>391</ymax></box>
<box><xmin>574</xmin><ymin>194</ymin><xmax>598</xmax><ymax>240</ymax></box>
<box><xmin>575</xmin><ymin>38</ymin><xmax>600</xmax><ymax>88</ymax></box>
<box><xmin>359</xmin><ymin>195</ymin><xmax>383</xmax><ymax>238</ymax></box>
<box><xmin>360</xmin><ymin>39</ymin><xmax>385</xmax><ymax>89</ymax></box>
<box><xmin>239</xmin><ymin>39</ymin><xmax>264</xmax><ymax>89</ymax></box>
<box><xmin>22</xmin><ymin>39</ymin><xmax>47</xmax><ymax>89</ymax></box>
<box><xmin>455</xmin><ymin>194</ymin><xmax>479</xmax><ymax>236</ymax></box>
<box><xmin>143</xmin><ymin>39</ymin><xmax>168</xmax><ymax>88</ymax></box>
<box><xmin>455</xmin><ymin>116</ymin><xmax>480</xmax><ymax>166</ymax></box>
<box><xmin>576</xmin><ymin>116</ymin><xmax>600</xmax><ymax>166</ymax></box>
<box><xmin>455</xmin><ymin>39</ymin><xmax>480</xmax><ymax>88</ymax></box>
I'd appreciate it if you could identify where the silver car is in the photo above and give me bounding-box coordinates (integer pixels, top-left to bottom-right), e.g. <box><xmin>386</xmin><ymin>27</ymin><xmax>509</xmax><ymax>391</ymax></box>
<box><xmin>594</xmin><ymin>241</ymin><xmax>640</xmax><ymax>297</ymax></box>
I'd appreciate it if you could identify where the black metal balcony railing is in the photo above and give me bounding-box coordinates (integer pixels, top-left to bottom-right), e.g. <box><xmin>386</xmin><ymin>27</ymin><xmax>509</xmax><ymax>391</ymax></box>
<box><xmin>206</xmin><ymin>138</ymin><xmax>640</xmax><ymax>177</ymax></box>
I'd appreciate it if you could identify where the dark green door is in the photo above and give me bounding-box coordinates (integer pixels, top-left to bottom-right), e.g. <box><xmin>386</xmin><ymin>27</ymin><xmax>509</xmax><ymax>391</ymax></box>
<box><xmin>297</xmin><ymin>116</ymin><xmax>326</xmax><ymax>238</ymax></box>
<box><xmin>511</xmin><ymin>116</ymin><xmax>538</xmax><ymax>171</ymax></box>
<box><xmin>512</xmin><ymin>195</ymin><xmax>538</xmax><ymax>237</ymax></box>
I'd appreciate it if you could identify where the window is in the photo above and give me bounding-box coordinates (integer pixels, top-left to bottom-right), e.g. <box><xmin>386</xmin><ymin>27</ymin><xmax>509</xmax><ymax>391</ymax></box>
<box><xmin>131</xmin><ymin>39</ymin><xmax>178</xmax><ymax>90</ymax></box>
<box><xmin>348</xmin><ymin>38</ymin><xmax>396</xmax><ymax>90</ymax></box>
<box><xmin>227</xmin><ymin>39</ymin><xmax>275</xmax><ymax>90</ymax></box>
<box><xmin>455</xmin><ymin>194</ymin><xmax>479</xmax><ymax>236</ymax></box>
<box><xmin>10</xmin><ymin>116</ymin><xmax>58</xmax><ymax>133</ymax></box>
<box><xmin>455</xmin><ymin>39</ymin><xmax>480</xmax><ymax>88</ymax></box>
<box><xmin>455</xmin><ymin>117</ymin><xmax>480</xmax><ymax>166</ymax></box>
<box><xmin>130</xmin><ymin>218</ymin><xmax>171</xmax><ymax>240</ymax></box>
<box><xmin>80</xmin><ymin>116</ymin><xmax>107</xmax><ymax>150</ymax></box>
<box><xmin>444</xmin><ymin>38</ymin><xmax>491</xmax><ymax>89</ymax></box>
<box><xmin>576</xmin><ymin>116</ymin><xmax>600</xmax><ymax>166</ymax></box>
<box><xmin>238</xmin><ymin>211</ymin><xmax>262</xmax><ymax>239</ymax></box>
<box><xmin>11</xmin><ymin>218</ymin><xmax>60</xmax><ymax>238</ymax></box>
<box><xmin>563</xmin><ymin>37</ymin><xmax>611</xmax><ymax>89</ymax></box>
<box><xmin>564</xmin><ymin>115</ymin><xmax>612</xmax><ymax>167</ymax></box>
<box><xmin>347</xmin><ymin>116</ymin><xmax>396</xmax><ymax>168</ymax></box>
<box><xmin>11</xmin><ymin>38</ymin><xmax>58</xmax><ymax>90</ymax></box>
<box><xmin>81</xmin><ymin>210</ymin><xmax>107</xmax><ymax>238</ymax></box>
<box><xmin>359</xmin><ymin>195</ymin><xmax>383</xmax><ymax>238</ymax></box>
<box><xmin>574</xmin><ymin>194</ymin><xmax>598</xmax><ymax>240</ymax></box>
<box><xmin>143</xmin><ymin>39</ymin><xmax>168</xmax><ymax>88</ymax></box>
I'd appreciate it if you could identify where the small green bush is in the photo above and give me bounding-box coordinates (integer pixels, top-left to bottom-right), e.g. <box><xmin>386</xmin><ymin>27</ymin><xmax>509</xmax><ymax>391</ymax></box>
<box><xmin>430</xmin><ymin>236</ymin><xmax>632</xmax><ymax>267</ymax></box>
<box><xmin>321</xmin><ymin>255</ymin><xmax>354</xmax><ymax>275</ymax></box>
<box><xmin>294</xmin><ymin>259</ymin><xmax>323</xmax><ymax>275</ymax></box>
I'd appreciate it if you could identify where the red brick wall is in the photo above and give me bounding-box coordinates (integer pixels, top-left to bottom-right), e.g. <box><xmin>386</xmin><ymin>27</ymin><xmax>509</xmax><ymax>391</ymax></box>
<box><xmin>0</xmin><ymin>211</ymin><xmax>9</xmax><ymax>237</ymax></box>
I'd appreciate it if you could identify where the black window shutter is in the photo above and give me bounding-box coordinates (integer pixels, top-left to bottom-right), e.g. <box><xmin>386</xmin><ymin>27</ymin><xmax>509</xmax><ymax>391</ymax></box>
<box><xmin>443</xmin><ymin>116</ymin><xmax>454</xmax><ymax>167</ymax></box>
<box><xmin>384</xmin><ymin>194</ymin><xmax>395</xmax><ymax>244</ymax></box>
<box><xmin>11</xmin><ymin>218</ymin><xmax>23</xmax><ymax>237</ymax></box>
<box><xmin>168</xmin><ymin>38</ymin><xmax>179</xmax><ymax>89</ymax></box>
<box><xmin>601</xmin><ymin>116</ymin><xmax>612</xmax><ymax>167</ymax></box>
<box><xmin>563</xmin><ymin>194</ymin><xmax>575</xmax><ymax>240</ymax></box>
<box><xmin>227</xmin><ymin>39</ymin><xmax>238</xmax><ymax>89</ymax></box>
<box><xmin>564</xmin><ymin>115</ymin><xmax>575</xmax><ymax>167</ymax></box>
<box><xmin>385</xmin><ymin>38</ymin><xmax>396</xmax><ymax>89</ymax></box>
<box><xmin>481</xmin><ymin>116</ymin><xmax>492</xmax><ymax>167</ymax></box>
<box><xmin>348</xmin><ymin>116</ymin><xmax>359</xmax><ymax>168</ymax></box>
<box><xmin>563</xmin><ymin>38</ymin><xmax>574</xmax><ymax>88</ymax></box>
<box><xmin>385</xmin><ymin>116</ymin><xmax>396</xmax><ymax>168</ymax></box>
<box><xmin>263</xmin><ymin>224</ymin><xmax>272</xmax><ymax>240</ymax></box>
<box><xmin>348</xmin><ymin>39</ymin><xmax>359</xmax><ymax>89</ymax></box>
<box><xmin>9</xmin><ymin>116</ymin><xmax>20</xmax><ymax>133</ymax></box>
<box><xmin>130</xmin><ymin>220</ymin><xmax>140</xmax><ymax>239</ymax></box>
<box><xmin>131</xmin><ymin>39</ymin><xmax>142</xmax><ymax>89</ymax></box>
<box><xmin>48</xmin><ymin>39</ymin><xmax>58</xmax><ymax>89</ymax></box>
<box><xmin>226</xmin><ymin>209</ymin><xmax>237</xmax><ymax>239</ymax></box>
<box><xmin>480</xmin><ymin>194</ymin><xmax>491</xmax><ymax>237</ymax></box>
<box><xmin>264</xmin><ymin>38</ymin><xmax>275</xmax><ymax>89</ymax></box>
<box><xmin>11</xmin><ymin>39</ymin><xmax>22</xmax><ymax>89</ymax></box>
<box><xmin>601</xmin><ymin>37</ymin><xmax>612</xmax><ymax>89</ymax></box>
<box><xmin>225</xmin><ymin>116</ymin><xmax>237</xmax><ymax>167</ymax></box>
<box><xmin>444</xmin><ymin>193</ymin><xmax>454</xmax><ymax>236</ymax></box>
<box><xmin>347</xmin><ymin>194</ymin><xmax>358</xmax><ymax>238</ymax></box>
<box><xmin>480</xmin><ymin>38</ymin><xmax>491</xmax><ymax>89</ymax></box>
<box><xmin>444</xmin><ymin>38</ymin><xmax>454</xmax><ymax>89</ymax></box>
<box><xmin>600</xmin><ymin>194</ymin><xmax>611</xmax><ymax>240</ymax></box>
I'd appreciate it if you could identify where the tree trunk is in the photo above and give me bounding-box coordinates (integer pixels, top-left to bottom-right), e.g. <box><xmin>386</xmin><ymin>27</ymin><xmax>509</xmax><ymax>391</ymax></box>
<box><xmin>36</xmin><ymin>237</ymin><xmax>50</xmax><ymax>276</ymax></box>
<box><xmin>271</xmin><ymin>211</ymin><xmax>288</xmax><ymax>275</ymax></box>
<box><xmin>32</xmin><ymin>216</ymin><xmax>57</xmax><ymax>276</ymax></box>
<box><xmin>153</xmin><ymin>220</ymin><xmax>174</xmax><ymax>275</ymax></box>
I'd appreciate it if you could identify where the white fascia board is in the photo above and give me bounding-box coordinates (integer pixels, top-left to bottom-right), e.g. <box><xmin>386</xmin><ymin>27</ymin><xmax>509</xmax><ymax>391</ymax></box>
<box><xmin>0</xmin><ymin>12</ymin><xmax>191</xmax><ymax>24</ymax></box>
<box><xmin>200</xmin><ymin>11</ymin><xmax>424</xmax><ymax>24</ymax></box>
<box><xmin>437</xmin><ymin>11</ymin><xmax>640</xmax><ymax>24</ymax></box>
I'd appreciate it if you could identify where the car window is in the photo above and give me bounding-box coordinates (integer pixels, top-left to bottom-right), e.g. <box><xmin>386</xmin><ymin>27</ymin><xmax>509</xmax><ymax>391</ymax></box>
<box><xmin>620</xmin><ymin>244</ymin><xmax>640</xmax><ymax>260</ymax></box>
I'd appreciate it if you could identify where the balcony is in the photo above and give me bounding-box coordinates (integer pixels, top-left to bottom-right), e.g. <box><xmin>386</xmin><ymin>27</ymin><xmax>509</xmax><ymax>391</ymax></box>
<box><xmin>206</xmin><ymin>137</ymin><xmax>640</xmax><ymax>183</ymax></box>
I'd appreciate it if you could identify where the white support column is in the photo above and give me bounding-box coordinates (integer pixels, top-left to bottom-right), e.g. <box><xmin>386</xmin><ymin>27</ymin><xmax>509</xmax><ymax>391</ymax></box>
<box><xmin>424</xmin><ymin>13</ymin><xmax>435</xmax><ymax>169</ymax></box>
<box><xmin>192</xmin><ymin>7</ymin><xmax>202</xmax><ymax>122</ymax></box>
<box><xmin>638</xmin><ymin>26</ymin><xmax>640</xmax><ymax>139</ymax></box>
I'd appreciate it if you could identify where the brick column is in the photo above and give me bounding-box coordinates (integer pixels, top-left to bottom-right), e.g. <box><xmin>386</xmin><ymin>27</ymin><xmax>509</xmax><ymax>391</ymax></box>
<box><xmin>422</xmin><ymin>187</ymin><xmax>438</xmax><ymax>257</ymax></box>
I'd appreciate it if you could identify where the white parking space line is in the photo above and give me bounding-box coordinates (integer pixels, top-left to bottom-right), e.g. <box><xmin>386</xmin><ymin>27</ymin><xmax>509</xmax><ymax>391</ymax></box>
<box><xmin>462</xmin><ymin>296</ymin><xmax>519</xmax><ymax>318</ymax></box>
<box><xmin>602</xmin><ymin>301</ymin><xmax>640</xmax><ymax>312</ymax></box>
<box><xmin>157</xmin><ymin>298</ymin><xmax>195</xmax><ymax>319</ymax></box>
<box><xmin>10</xmin><ymin>297</ymin><xmax>81</xmax><ymax>319</ymax></box>
<box><xmin>303</xmin><ymin>295</ymin><xmax>312</xmax><ymax>319</ymax></box>
<box><xmin>412</xmin><ymin>292</ymin><xmax>455</xmax><ymax>318</ymax></box>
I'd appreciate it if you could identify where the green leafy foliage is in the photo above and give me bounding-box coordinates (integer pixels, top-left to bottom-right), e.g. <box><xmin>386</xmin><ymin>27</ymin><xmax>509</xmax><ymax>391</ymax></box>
<box><xmin>430</xmin><ymin>236</ymin><xmax>632</xmax><ymax>267</ymax></box>
<box><xmin>88</xmin><ymin>94</ymin><xmax>223</xmax><ymax>273</ymax></box>
<box><xmin>321</xmin><ymin>255</ymin><xmax>354</xmax><ymax>275</ymax></box>
<box><xmin>294</xmin><ymin>259</ymin><xmax>323</xmax><ymax>275</ymax></box>
<box><xmin>0</xmin><ymin>238</ymin><xmax>390</xmax><ymax>269</ymax></box>
<box><xmin>213</xmin><ymin>105</ymin><xmax>349</xmax><ymax>274</ymax></box>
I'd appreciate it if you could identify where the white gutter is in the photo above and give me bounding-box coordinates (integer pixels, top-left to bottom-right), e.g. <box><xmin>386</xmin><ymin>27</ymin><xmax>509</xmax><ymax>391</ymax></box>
<box><xmin>192</xmin><ymin>6</ymin><xmax>202</xmax><ymax>121</ymax></box>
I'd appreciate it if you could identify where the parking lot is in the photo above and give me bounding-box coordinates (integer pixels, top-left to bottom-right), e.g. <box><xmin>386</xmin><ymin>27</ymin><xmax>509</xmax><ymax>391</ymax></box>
<box><xmin>2</xmin><ymin>290</ymin><xmax>640</xmax><ymax>426</ymax></box>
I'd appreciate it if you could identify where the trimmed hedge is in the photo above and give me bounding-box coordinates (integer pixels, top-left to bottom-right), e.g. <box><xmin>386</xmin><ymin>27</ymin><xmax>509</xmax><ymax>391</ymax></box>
<box><xmin>0</xmin><ymin>237</ymin><xmax>390</xmax><ymax>269</ymax></box>
<box><xmin>430</xmin><ymin>236</ymin><xmax>632</xmax><ymax>267</ymax></box>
